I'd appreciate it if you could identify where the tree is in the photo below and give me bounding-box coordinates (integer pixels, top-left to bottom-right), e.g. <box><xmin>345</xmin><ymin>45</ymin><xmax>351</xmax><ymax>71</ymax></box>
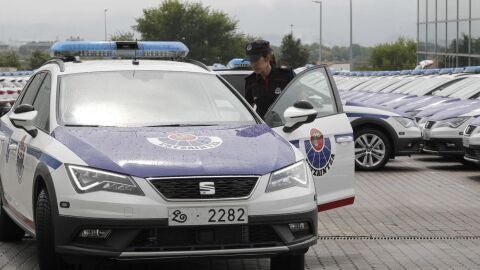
<box><xmin>111</xmin><ymin>32</ymin><xmax>135</xmax><ymax>41</ymax></box>
<box><xmin>0</xmin><ymin>50</ymin><xmax>21</xmax><ymax>69</ymax></box>
<box><xmin>279</xmin><ymin>34</ymin><xmax>309</xmax><ymax>68</ymax></box>
<box><xmin>134</xmin><ymin>0</ymin><xmax>250</xmax><ymax>64</ymax></box>
<box><xmin>29</xmin><ymin>50</ymin><xmax>52</xmax><ymax>70</ymax></box>
<box><xmin>370</xmin><ymin>38</ymin><xmax>417</xmax><ymax>70</ymax></box>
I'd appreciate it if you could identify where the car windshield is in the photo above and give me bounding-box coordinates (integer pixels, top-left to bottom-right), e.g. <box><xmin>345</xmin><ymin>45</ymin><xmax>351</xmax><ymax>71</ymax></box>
<box><xmin>58</xmin><ymin>70</ymin><xmax>256</xmax><ymax>127</ymax></box>
<box><xmin>433</xmin><ymin>77</ymin><xmax>478</xmax><ymax>97</ymax></box>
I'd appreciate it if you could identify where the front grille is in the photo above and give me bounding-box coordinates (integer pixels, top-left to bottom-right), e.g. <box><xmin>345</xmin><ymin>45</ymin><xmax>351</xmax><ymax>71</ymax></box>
<box><xmin>149</xmin><ymin>177</ymin><xmax>259</xmax><ymax>200</ymax></box>
<box><xmin>127</xmin><ymin>225</ymin><xmax>282</xmax><ymax>252</ymax></box>
<box><xmin>464</xmin><ymin>125</ymin><xmax>477</xmax><ymax>136</ymax></box>
<box><xmin>424</xmin><ymin>121</ymin><xmax>435</xmax><ymax>129</ymax></box>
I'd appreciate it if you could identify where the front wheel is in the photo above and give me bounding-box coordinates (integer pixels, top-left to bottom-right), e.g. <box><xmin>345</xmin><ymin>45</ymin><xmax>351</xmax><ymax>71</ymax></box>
<box><xmin>35</xmin><ymin>189</ymin><xmax>66</xmax><ymax>270</ymax></box>
<box><xmin>271</xmin><ymin>253</ymin><xmax>305</xmax><ymax>270</ymax></box>
<box><xmin>354</xmin><ymin>128</ymin><xmax>391</xmax><ymax>171</ymax></box>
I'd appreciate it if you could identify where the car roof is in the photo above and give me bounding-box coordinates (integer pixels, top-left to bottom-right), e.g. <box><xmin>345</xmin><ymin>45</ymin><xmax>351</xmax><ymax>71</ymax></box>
<box><xmin>40</xmin><ymin>59</ymin><xmax>213</xmax><ymax>75</ymax></box>
<box><xmin>214</xmin><ymin>69</ymin><xmax>252</xmax><ymax>75</ymax></box>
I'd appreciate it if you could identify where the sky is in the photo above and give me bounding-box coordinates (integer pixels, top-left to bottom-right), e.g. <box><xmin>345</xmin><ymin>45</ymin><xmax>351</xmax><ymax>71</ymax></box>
<box><xmin>0</xmin><ymin>0</ymin><xmax>417</xmax><ymax>47</ymax></box>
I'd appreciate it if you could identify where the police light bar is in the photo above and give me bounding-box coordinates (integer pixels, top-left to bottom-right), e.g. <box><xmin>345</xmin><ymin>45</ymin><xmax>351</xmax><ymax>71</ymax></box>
<box><xmin>388</xmin><ymin>71</ymin><xmax>401</xmax><ymax>76</ymax></box>
<box><xmin>464</xmin><ymin>66</ymin><xmax>480</xmax><ymax>74</ymax></box>
<box><xmin>51</xmin><ymin>41</ymin><xmax>189</xmax><ymax>59</ymax></box>
<box><xmin>439</xmin><ymin>68</ymin><xmax>453</xmax><ymax>74</ymax></box>
<box><xmin>423</xmin><ymin>69</ymin><xmax>440</xmax><ymax>75</ymax></box>
<box><xmin>400</xmin><ymin>70</ymin><xmax>412</xmax><ymax>75</ymax></box>
<box><xmin>452</xmin><ymin>67</ymin><xmax>465</xmax><ymax>74</ymax></box>
<box><xmin>411</xmin><ymin>70</ymin><xmax>425</xmax><ymax>75</ymax></box>
<box><xmin>227</xmin><ymin>58</ymin><xmax>251</xmax><ymax>69</ymax></box>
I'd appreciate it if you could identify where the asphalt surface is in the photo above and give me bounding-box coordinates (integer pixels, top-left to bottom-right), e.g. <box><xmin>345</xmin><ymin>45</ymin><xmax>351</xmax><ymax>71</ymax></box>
<box><xmin>1</xmin><ymin>155</ymin><xmax>479</xmax><ymax>269</ymax></box>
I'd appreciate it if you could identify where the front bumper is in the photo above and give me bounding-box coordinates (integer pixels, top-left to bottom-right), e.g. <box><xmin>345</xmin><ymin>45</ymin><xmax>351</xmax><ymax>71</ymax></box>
<box><xmin>395</xmin><ymin>138</ymin><xmax>422</xmax><ymax>156</ymax></box>
<box><xmin>422</xmin><ymin>138</ymin><xmax>464</xmax><ymax>156</ymax></box>
<box><xmin>464</xmin><ymin>144</ymin><xmax>480</xmax><ymax>163</ymax></box>
<box><xmin>54</xmin><ymin>210</ymin><xmax>317</xmax><ymax>260</ymax></box>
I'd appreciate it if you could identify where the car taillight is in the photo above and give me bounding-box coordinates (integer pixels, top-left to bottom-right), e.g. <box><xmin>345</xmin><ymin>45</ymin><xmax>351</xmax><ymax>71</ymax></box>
<box><xmin>6</xmin><ymin>90</ymin><xmax>15</xmax><ymax>95</ymax></box>
<box><xmin>0</xmin><ymin>91</ymin><xmax>5</xmax><ymax>95</ymax></box>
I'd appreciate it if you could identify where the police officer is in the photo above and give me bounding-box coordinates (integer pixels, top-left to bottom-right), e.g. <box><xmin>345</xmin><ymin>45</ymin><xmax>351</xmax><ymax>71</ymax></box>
<box><xmin>244</xmin><ymin>40</ymin><xmax>295</xmax><ymax>118</ymax></box>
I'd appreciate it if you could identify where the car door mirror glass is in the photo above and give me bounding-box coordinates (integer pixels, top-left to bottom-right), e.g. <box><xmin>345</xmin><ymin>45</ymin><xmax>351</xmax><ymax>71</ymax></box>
<box><xmin>14</xmin><ymin>104</ymin><xmax>35</xmax><ymax>114</ymax></box>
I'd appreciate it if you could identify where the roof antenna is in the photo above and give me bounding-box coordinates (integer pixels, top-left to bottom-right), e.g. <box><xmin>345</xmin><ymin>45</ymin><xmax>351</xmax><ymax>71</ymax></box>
<box><xmin>132</xmin><ymin>39</ymin><xmax>140</xmax><ymax>65</ymax></box>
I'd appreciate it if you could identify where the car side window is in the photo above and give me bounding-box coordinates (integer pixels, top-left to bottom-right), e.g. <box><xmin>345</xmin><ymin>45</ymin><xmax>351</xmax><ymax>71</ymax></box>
<box><xmin>265</xmin><ymin>68</ymin><xmax>337</xmax><ymax>127</ymax></box>
<box><xmin>32</xmin><ymin>74</ymin><xmax>51</xmax><ymax>132</ymax></box>
<box><xmin>17</xmin><ymin>73</ymin><xmax>46</xmax><ymax>107</ymax></box>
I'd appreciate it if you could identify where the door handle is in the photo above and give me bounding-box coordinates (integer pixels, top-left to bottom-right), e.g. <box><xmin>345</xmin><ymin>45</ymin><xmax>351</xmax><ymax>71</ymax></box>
<box><xmin>8</xmin><ymin>144</ymin><xmax>18</xmax><ymax>151</ymax></box>
<box><xmin>336</xmin><ymin>136</ymin><xmax>353</xmax><ymax>144</ymax></box>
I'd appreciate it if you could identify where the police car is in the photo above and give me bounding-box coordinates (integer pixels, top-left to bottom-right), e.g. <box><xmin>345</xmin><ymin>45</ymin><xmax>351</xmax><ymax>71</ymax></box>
<box><xmin>0</xmin><ymin>42</ymin><xmax>355</xmax><ymax>270</ymax></box>
<box><xmin>422</xmin><ymin>105</ymin><xmax>480</xmax><ymax>156</ymax></box>
<box><xmin>463</xmin><ymin>116</ymin><xmax>480</xmax><ymax>163</ymax></box>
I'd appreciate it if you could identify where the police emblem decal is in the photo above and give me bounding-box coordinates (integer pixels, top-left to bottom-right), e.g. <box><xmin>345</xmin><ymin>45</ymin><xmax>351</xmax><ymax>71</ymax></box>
<box><xmin>304</xmin><ymin>128</ymin><xmax>335</xmax><ymax>176</ymax></box>
<box><xmin>274</xmin><ymin>87</ymin><xmax>282</xmax><ymax>94</ymax></box>
<box><xmin>147</xmin><ymin>133</ymin><xmax>222</xmax><ymax>151</ymax></box>
<box><xmin>16</xmin><ymin>135</ymin><xmax>28</xmax><ymax>183</ymax></box>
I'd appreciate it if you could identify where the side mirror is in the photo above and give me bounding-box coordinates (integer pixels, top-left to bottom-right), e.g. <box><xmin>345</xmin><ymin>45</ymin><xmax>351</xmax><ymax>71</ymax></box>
<box><xmin>9</xmin><ymin>104</ymin><xmax>38</xmax><ymax>137</ymax></box>
<box><xmin>283</xmin><ymin>100</ymin><xmax>318</xmax><ymax>133</ymax></box>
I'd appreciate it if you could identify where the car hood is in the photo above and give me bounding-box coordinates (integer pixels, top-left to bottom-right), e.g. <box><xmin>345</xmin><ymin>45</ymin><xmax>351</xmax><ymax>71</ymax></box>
<box><xmin>395</xmin><ymin>96</ymin><xmax>458</xmax><ymax>113</ymax></box>
<box><xmin>52</xmin><ymin>124</ymin><xmax>296</xmax><ymax>178</ymax></box>
<box><xmin>416</xmin><ymin>99</ymin><xmax>480</xmax><ymax>117</ymax></box>
<box><xmin>429</xmin><ymin>103</ymin><xmax>480</xmax><ymax>121</ymax></box>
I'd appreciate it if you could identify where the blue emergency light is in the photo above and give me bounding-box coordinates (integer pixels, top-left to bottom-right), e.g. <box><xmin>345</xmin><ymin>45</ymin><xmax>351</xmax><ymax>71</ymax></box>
<box><xmin>452</xmin><ymin>67</ymin><xmax>465</xmax><ymax>74</ymax></box>
<box><xmin>211</xmin><ymin>63</ymin><xmax>227</xmax><ymax>70</ymax></box>
<box><xmin>388</xmin><ymin>71</ymin><xmax>401</xmax><ymax>76</ymax></box>
<box><xmin>464</xmin><ymin>66</ymin><xmax>480</xmax><ymax>74</ymax></box>
<box><xmin>410</xmin><ymin>69</ymin><xmax>426</xmax><ymax>75</ymax></box>
<box><xmin>226</xmin><ymin>58</ymin><xmax>251</xmax><ymax>69</ymax></box>
<box><xmin>400</xmin><ymin>70</ymin><xmax>412</xmax><ymax>75</ymax></box>
<box><xmin>423</xmin><ymin>69</ymin><xmax>440</xmax><ymax>75</ymax></box>
<box><xmin>439</xmin><ymin>68</ymin><xmax>453</xmax><ymax>74</ymax></box>
<box><xmin>50</xmin><ymin>41</ymin><xmax>189</xmax><ymax>59</ymax></box>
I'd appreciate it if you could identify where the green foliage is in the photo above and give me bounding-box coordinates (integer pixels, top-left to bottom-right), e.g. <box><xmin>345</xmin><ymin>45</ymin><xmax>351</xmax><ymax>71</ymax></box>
<box><xmin>134</xmin><ymin>0</ymin><xmax>250</xmax><ymax>64</ymax></box>
<box><xmin>370</xmin><ymin>38</ymin><xmax>417</xmax><ymax>70</ymax></box>
<box><xmin>111</xmin><ymin>32</ymin><xmax>135</xmax><ymax>41</ymax></box>
<box><xmin>29</xmin><ymin>50</ymin><xmax>52</xmax><ymax>70</ymax></box>
<box><xmin>0</xmin><ymin>50</ymin><xmax>21</xmax><ymax>69</ymax></box>
<box><xmin>279</xmin><ymin>34</ymin><xmax>309</xmax><ymax>68</ymax></box>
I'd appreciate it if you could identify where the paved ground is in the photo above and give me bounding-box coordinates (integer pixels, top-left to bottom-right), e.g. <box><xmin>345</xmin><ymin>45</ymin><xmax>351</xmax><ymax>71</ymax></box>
<box><xmin>1</xmin><ymin>155</ymin><xmax>479</xmax><ymax>269</ymax></box>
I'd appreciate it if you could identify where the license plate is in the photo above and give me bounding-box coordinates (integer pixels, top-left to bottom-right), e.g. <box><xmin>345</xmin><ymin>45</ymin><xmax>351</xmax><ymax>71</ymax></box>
<box><xmin>168</xmin><ymin>207</ymin><xmax>248</xmax><ymax>226</ymax></box>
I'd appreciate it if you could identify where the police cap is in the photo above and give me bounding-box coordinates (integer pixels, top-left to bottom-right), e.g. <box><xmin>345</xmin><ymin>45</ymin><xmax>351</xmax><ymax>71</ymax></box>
<box><xmin>245</xmin><ymin>40</ymin><xmax>271</xmax><ymax>62</ymax></box>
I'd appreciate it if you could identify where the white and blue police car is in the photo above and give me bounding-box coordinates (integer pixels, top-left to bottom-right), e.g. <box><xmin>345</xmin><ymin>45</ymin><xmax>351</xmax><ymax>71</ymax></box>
<box><xmin>0</xmin><ymin>42</ymin><xmax>355</xmax><ymax>270</ymax></box>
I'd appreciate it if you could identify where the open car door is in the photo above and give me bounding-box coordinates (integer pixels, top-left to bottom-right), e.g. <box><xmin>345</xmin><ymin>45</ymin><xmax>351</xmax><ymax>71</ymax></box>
<box><xmin>264</xmin><ymin>66</ymin><xmax>355</xmax><ymax>211</ymax></box>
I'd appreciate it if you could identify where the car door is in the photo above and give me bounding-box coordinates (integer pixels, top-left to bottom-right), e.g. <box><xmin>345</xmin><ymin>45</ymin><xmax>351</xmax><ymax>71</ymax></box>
<box><xmin>264</xmin><ymin>66</ymin><xmax>355</xmax><ymax>211</ymax></box>
<box><xmin>1</xmin><ymin>72</ymin><xmax>46</xmax><ymax>222</ymax></box>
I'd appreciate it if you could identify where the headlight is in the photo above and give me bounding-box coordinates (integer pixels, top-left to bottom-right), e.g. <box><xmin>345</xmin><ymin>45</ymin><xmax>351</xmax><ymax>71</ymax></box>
<box><xmin>435</xmin><ymin>116</ymin><xmax>470</xmax><ymax>128</ymax></box>
<box><xmin>417</xmin><ymin>117</ymin><xmax>427</xmax><ymax>125</ymax></box>
<box><xmin>66</xmin><ymin>165</ymin><xmax>144</xmax><ymax>195</ymax></box>
<box><xmin>266</xmin><ymin>161</ymin><xmax>309</xmax><ymax>193</ymax></box>
<box><xmin>392</xmin><ymin>116</ymin><xmax>416</xmax><ymax>128</ymax></box>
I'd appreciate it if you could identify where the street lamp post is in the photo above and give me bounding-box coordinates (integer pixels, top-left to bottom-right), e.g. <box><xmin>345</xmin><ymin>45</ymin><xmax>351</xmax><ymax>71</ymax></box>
<box><xmin>313</xmin><ymin>1</ymin><xmax>323</xmax><ymax>64</ymax></box>
<box><xmin>349</xmin><ymin>0</ymin><xmax>353</xmax><ymax>68</ymax></box>
<box><xmin>104</xmin><ymin>9</ymin><xmax>108</xmax><ymax>41</ymax></box>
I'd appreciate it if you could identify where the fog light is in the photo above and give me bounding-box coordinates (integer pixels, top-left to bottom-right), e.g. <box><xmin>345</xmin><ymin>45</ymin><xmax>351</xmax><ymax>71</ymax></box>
<box><xmin>79</xmin><ymin>229</ymin><xmax>111</xmax><ymax>239</ymax></box>
<box><xmin>288</xmin><ymin>222</ymin><xmax>309</xmax><ymax>233</ymax></box>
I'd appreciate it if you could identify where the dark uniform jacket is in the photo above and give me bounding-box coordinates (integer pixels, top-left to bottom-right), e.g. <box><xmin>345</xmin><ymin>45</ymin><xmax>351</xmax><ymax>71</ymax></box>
<box><xmin>244</xmin><ymin>67</ymin><xmax>295</xmax><ymax>118</ymax></box>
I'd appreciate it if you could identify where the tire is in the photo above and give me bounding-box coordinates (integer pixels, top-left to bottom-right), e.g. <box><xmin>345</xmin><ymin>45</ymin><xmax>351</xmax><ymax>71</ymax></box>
<box><xmin>271</xmin><ymin>254</ymin><xmax>305</xmax><ymax>270</ymax></box>
<box><xmin>0</xmin><ymin>196</ymin><xmax>25</xmax><ymax>242</ymax></box>
<box><xmin>35</xmin><ymin>189</ymin><xmax>65</xmax><ymax>270</ymax></box>
<box><xmin>354</xmin><ymin>128</ymin><xmax>391</xmax><ymax>171</ymax></box>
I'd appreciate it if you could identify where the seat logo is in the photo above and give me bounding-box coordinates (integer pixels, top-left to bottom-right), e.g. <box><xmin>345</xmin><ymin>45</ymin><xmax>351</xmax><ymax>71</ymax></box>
<box><xmin>199</xmin><ymin>182</ymin><xmax>215</xmax><ymax>195</ymax></box>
